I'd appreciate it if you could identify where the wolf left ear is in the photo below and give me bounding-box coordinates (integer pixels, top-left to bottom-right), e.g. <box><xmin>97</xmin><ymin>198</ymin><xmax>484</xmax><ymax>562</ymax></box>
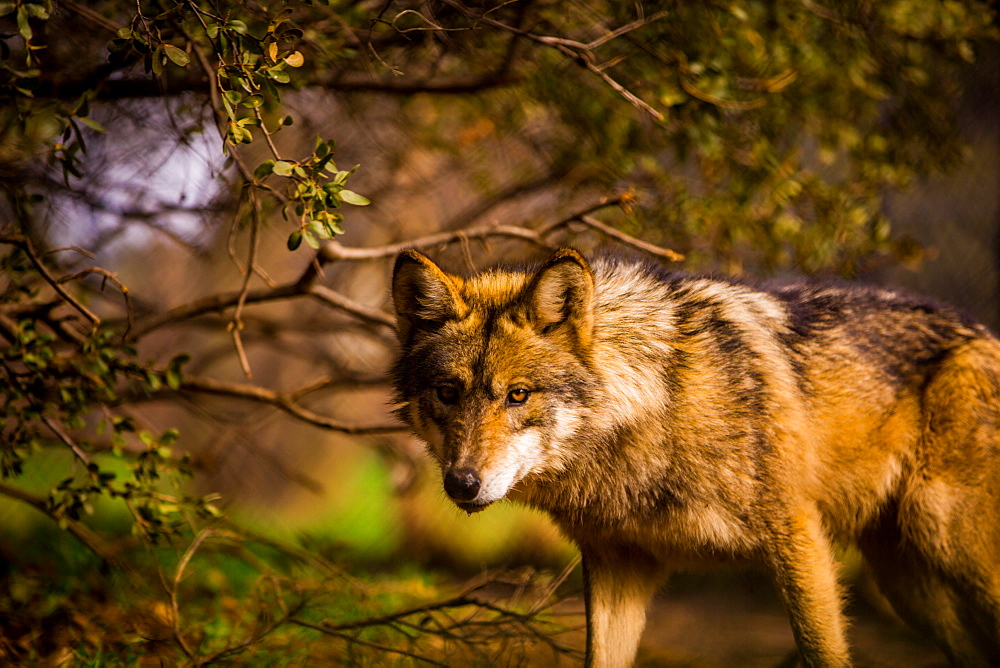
<box><xmin>392</xmin><ymin>250</ymin><xmax>466</xmax><ymax>343</ymax></box>
<box><xmin>528</xmin><ymin>249</ymin><xmax>595</xmax><ymax>350</ymax></box>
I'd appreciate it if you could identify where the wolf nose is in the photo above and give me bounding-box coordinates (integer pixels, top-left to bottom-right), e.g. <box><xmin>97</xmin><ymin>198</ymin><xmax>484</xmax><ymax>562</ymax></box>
<box><xmin>444</xmin><ymin>468</ymin><xmax>481</xmax><ymax>502</ymax></box>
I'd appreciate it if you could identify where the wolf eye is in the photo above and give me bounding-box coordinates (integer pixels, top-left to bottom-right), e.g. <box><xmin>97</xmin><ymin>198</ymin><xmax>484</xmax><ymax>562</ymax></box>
<box><xmin>506</xmin><ymin>388</ymin><xmax>530</xmax><ymax>405</ymax></box>
<box><xmin>436</xmin><ymin>386</ymin><xmax>459</xmax><ymax>404</ymax></box>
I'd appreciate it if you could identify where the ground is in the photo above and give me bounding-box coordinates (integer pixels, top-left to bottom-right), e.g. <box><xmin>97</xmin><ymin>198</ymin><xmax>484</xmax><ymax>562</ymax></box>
<box><xmin>635</xmin><ymin>570</ymin><xmax>947</xmax><ymax>667</ymax></box>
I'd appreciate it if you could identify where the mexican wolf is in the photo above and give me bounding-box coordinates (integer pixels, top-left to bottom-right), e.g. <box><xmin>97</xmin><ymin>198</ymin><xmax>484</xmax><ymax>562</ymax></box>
<box><xmin>391</xmin><ymin>247</ymin><xmax>1000</xmax><ymax>666</ymax></box>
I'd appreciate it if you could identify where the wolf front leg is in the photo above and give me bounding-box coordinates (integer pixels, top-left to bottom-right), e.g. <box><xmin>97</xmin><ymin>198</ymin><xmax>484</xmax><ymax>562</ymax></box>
<box><xmin>582</xmin><ymin>546</ymin><xmax>661</xmax><ymax>668</ymax></box>
<box><xmin>767</xmin><ymin>506</ymin><xmax>851</xmax><ymax>667</ymax></box>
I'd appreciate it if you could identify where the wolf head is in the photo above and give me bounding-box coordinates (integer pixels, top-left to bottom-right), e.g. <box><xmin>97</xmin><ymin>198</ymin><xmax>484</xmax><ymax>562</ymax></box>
<box><xmin>391</xmin><ymin>248</ymin><xmax>599</xmax><ymax>512</ymax></box>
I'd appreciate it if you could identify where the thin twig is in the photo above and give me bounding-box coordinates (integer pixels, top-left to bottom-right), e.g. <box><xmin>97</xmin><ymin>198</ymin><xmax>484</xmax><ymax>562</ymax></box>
<box><xmin>0</xmin><ymin>234</ymin><xmax>100</xmax><ymax>327</ymax></box>
<box><xmin>585</xmin><ymin>10</ymin><xmax>670</xmax><ymax>50</ymax></box>
<box><xmin>170</xmin><ymin>528</ymin><xmax>245</xmax><ymax>658</ymax></box>
<box><xmin>40</xmin><ymin>414</ymin><xmax>91</xmax><ymax>465</ymax></box>
<box><xmin>57</xmin><ymin>267</ymin><xmax>134</xmax><ymax>338</ymax></box>
<box><xmin>576</xmin><ymin>215</ymin><xmax>684</xmax><ymax>261</ymax></box>
<box><xmin>288</xmin><ymin>619</ymin><xmax>448</xmax><ymax>666</ymax></box>
<box><xmin>439</xmin><ymin>0</ymin><xmax>664</xmax><ymax>120</ymax></box>
<box><xmin>229</xmin><ymin>192</ymin><xmax>261</xmax><ymax>379</ymax></box>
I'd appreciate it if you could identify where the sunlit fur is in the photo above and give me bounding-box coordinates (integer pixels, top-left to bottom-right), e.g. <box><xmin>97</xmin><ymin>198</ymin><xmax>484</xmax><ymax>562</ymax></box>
<box><xmin>392</xmin><ymin>248</ymin><xmax>1000</xmax><ymax>667</ymax></box>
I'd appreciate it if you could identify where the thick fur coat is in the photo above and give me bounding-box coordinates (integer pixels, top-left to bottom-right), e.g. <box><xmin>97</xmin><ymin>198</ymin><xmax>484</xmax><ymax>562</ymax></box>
<box><xmin>391</xmin><ymin>248</ymin><xmax>1000</xmax><ymax>666</ymax></box>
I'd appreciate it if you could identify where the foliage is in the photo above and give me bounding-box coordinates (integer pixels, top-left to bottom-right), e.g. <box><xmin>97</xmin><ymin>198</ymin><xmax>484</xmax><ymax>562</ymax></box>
<box><xmin>0</xmin><ymin>525</ymin><xmax>581</xmax><ymax>664</ymax></box>
<box><xmin>0</xmin><ymin>0</ymin><xmax>996</xmax><ymax>662</ymax></box>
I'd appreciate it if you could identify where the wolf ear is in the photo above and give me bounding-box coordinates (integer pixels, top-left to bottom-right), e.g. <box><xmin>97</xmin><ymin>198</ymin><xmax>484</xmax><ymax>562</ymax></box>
<box><xmin>392</xmin><ymin>250</ymin><xmax>466</xmax><ymax>343</ymax></box>
<box><xmin>528</xmin><ymin>249</ymin><xmax>595</xmax><ymax>350</ymax></box>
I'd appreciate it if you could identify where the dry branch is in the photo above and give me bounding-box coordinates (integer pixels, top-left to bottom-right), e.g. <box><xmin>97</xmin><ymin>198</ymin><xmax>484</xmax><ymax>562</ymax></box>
<box><xmin>179</xmin><ymin>375</ymin><xmax>406</xmax><ymax>435</ymax></box>
<box><xmin>128</xmin><ymin>283</ymin><xmax>303</xmax><ymax>340</ymax></box>
<box><xmin>289</xmin><ymin>571</ymin><xmax>584</xmax><ymax>664</ymax></box>
<box><xmin>0</xmin><ymin>234</ymin><xmax>100</xmax><ymax>328</ymax></box>
<box><xmin>320</xmin><ymin>194</ymin><xmax>684</xmax><ymax>263</ymax></box>
<box><xmin>439</xmin><ymin>0</ymin><xmax>667</xmax><ymax>121</ymax></box>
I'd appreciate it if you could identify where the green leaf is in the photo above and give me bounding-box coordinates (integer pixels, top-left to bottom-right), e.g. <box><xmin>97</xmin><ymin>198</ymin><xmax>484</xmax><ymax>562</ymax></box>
<box><xmin>151</xmin><ymin>45</ymin><xmax>165</xmax><ymax>76</ymax></box>
<box><xmin>340</xmin><ymin>189</ymin><xmax>370</xmax><ymax>206</ymax></box>
<box><xmin>226</xmin><ymin>20</ymin><xmax>248</xmax><ymax>34</ymax></box>
<box><xmin>241</xmin><ymin>94</ymin><xmax>264</xmax><ymax>108</ymax></box>
<box><xmin>163</xmin><ymin>44</ymin><xmax>190</xmax><ymax>68</ymax></box>
<box><xmin>0</xmin><ymin>3</ymin><xmax>17</xmax><ymax>18</ymax></box>
<box><xmin>23</xmin><ymin>3</ymin><xmax>49</xmax><ymax>19</ymax></box>
<box><xmin>272</xmin><ymin>160</ymin><xmax>294</xmax><ymax>176</ymax></box>
<box><xmin>17</xmin><ymin>6</ymin><xmax>31</xmax><ymax>41</ymax></box>
<box><xmin>254</xmin><ymin>159</ymin><xmax>275</xmax><ymax>179</ymax></box>
<box><xmin>286</xmin><ymin>230</ymin><xmax>302</xmax><ymax>250</ymax></box>
<box><xmin>315</xmin><ymin>137</ymin><xmax>329</xmax><ymax>157</ymax></box>
<box><xmin>307</xmin><ymin>219</ymin><xmax>327</xmax><ymax>239</ymax></box>
<box><xmin>165</xmin><ymin>369</ymin><xmax>181</xmax><ymax>390</ymax></box>
<box><xmin>302</xmin><ymin>229</ymin><xmax>320</xmax><ymax>249</ymax></box>
<box><xmin>78</xmin><ymin>116</ymin><xmax>107</xmax><ymax>133</ymax></box>
<box><xmin>108</xmin><ymin>38</ymin><xmax>130</xmax><ymax>55</ymax></box>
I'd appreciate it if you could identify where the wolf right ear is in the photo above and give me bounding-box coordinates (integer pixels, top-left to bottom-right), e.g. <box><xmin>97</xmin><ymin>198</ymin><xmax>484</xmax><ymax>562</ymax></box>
<box><xmin>528</xmin><ymin>249</ymin><xmax>595</xmax><ymax>351</ymax></box>
<box><xmin>392</xmin><ymin>250</ymin><xmax>466</xmax><ymax>343</ymax></box>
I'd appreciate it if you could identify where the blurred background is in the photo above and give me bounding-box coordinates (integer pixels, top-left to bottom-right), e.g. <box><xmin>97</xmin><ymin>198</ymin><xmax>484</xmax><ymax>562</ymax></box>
<box><xmin>0</xmin><ymin>1</ymin><xmax>997</xmax><ymax>664</ymax></box>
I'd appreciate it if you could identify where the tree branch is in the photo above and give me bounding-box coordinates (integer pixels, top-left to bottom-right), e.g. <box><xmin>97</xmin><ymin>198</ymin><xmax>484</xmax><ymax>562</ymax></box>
<box><xmin>319</xmin><ymin>194</ymin><xmax>684</xmax><ymax>263</ymax></box>
<box><xmin>0</xmin><ymin>234</ymin><xmax>100</xmax><ymax>328</ymax></box>
<box><xmin>179</xmin><ymin>375</ymin><xmax>406</xmax><ymax>435</ymax></box>
<box><xmin>0</xmin><ymin>481</ymin><xmax>124</xmax><ymax>570</ymax></box>
<box><xmin>127</xmin><ymin>283</ymin><xmax>304</xmax><ymax>340</ymax></box>
<box><xmin>440</xmin><ymin>0</ymin><xmax>666</xmax><ymax>120</ymax></box>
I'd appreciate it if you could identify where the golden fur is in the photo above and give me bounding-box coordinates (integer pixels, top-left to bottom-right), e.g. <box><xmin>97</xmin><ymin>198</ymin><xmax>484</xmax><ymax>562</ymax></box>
<box><xmin>392</xmin><ymin>248</ymin><xmax>1000</xmax><ymax>666</ymax></box>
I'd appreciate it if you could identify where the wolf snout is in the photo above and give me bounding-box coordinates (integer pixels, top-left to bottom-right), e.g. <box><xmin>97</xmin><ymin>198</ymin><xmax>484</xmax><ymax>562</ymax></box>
<box><xmin>443</xmin><ymin>468</ymin><xmax>481</xmax><ymax>502</ymax></box>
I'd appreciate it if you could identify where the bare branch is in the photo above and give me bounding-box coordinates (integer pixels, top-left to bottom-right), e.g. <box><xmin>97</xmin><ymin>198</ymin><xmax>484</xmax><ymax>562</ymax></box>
<box><xmin>40</xmin><ymin>414</ymin><xmax>91</xmax><ymax>465</ymax></box>
<box><xmin>288</xmin><ymin>619</ymin><xmax>448</xmax><ymax>665</ymax></box>
<box><xmin>320</xmin><ymin>194</ymin><xmax>684</xmax><ymax>263</ymax></box>
<box><xmin>585</xmin><ymin>10</ymin><xmax>671</xmax><ymax>50</ymax></box>
<box><xmin>569</xmin><ymin>215</ymin><xmax>683</xmax><ymax>262</ymax></box>
<box><xmin>57</xmin><ymin>267</ymin><xmax>135</xmax><ymax>338</ymax></box>
<box><xmin>289</xmin><ymin>570</ymin><xmax>585</xmax><ymax>663</ymax></box>
<box><xmin>318</xmin><ymin>224</ymin><xmax>550</xmax><ymax>262</ymax></box>
<box><xmin>439</xmin><ymin>0</ymin><xmax>665</xmax><ymax>120</ymax></box>
<box><xmin>229</xmin><ymin>193</ymin><xmax>262</xmax><ymax>380</ymax></box>
<box><xmin>0</xmin><ymin>234</ymin><xmax>100</xmax><ymax>328</ymax></box>
<box><xmin>179</xmin><ymin>375</ymin><xmax>406</xmax><ymax>435</ymax></box>
<box><xmin>307</xmin><ymin>284</ymin><xmax>397</xmax><ymax>329</ymax></box>
<box><xmin>127</xmin><ymin>282</ymin><xmax>303</xmax><ymax>340</ymax></box>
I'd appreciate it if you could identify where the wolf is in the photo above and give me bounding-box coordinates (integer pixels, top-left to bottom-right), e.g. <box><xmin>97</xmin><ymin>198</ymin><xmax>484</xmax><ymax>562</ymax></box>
<box><xmin>390</xmin><ymin>247</ymin><xmax>1000</xmax><ymax>667</ymax></box>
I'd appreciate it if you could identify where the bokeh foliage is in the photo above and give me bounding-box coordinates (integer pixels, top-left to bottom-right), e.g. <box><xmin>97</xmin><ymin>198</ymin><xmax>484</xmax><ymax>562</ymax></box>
<box><xmin>0</xmin><ymin>0</ymin><xmax>996</xmax><ymax>662</ymax></box>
